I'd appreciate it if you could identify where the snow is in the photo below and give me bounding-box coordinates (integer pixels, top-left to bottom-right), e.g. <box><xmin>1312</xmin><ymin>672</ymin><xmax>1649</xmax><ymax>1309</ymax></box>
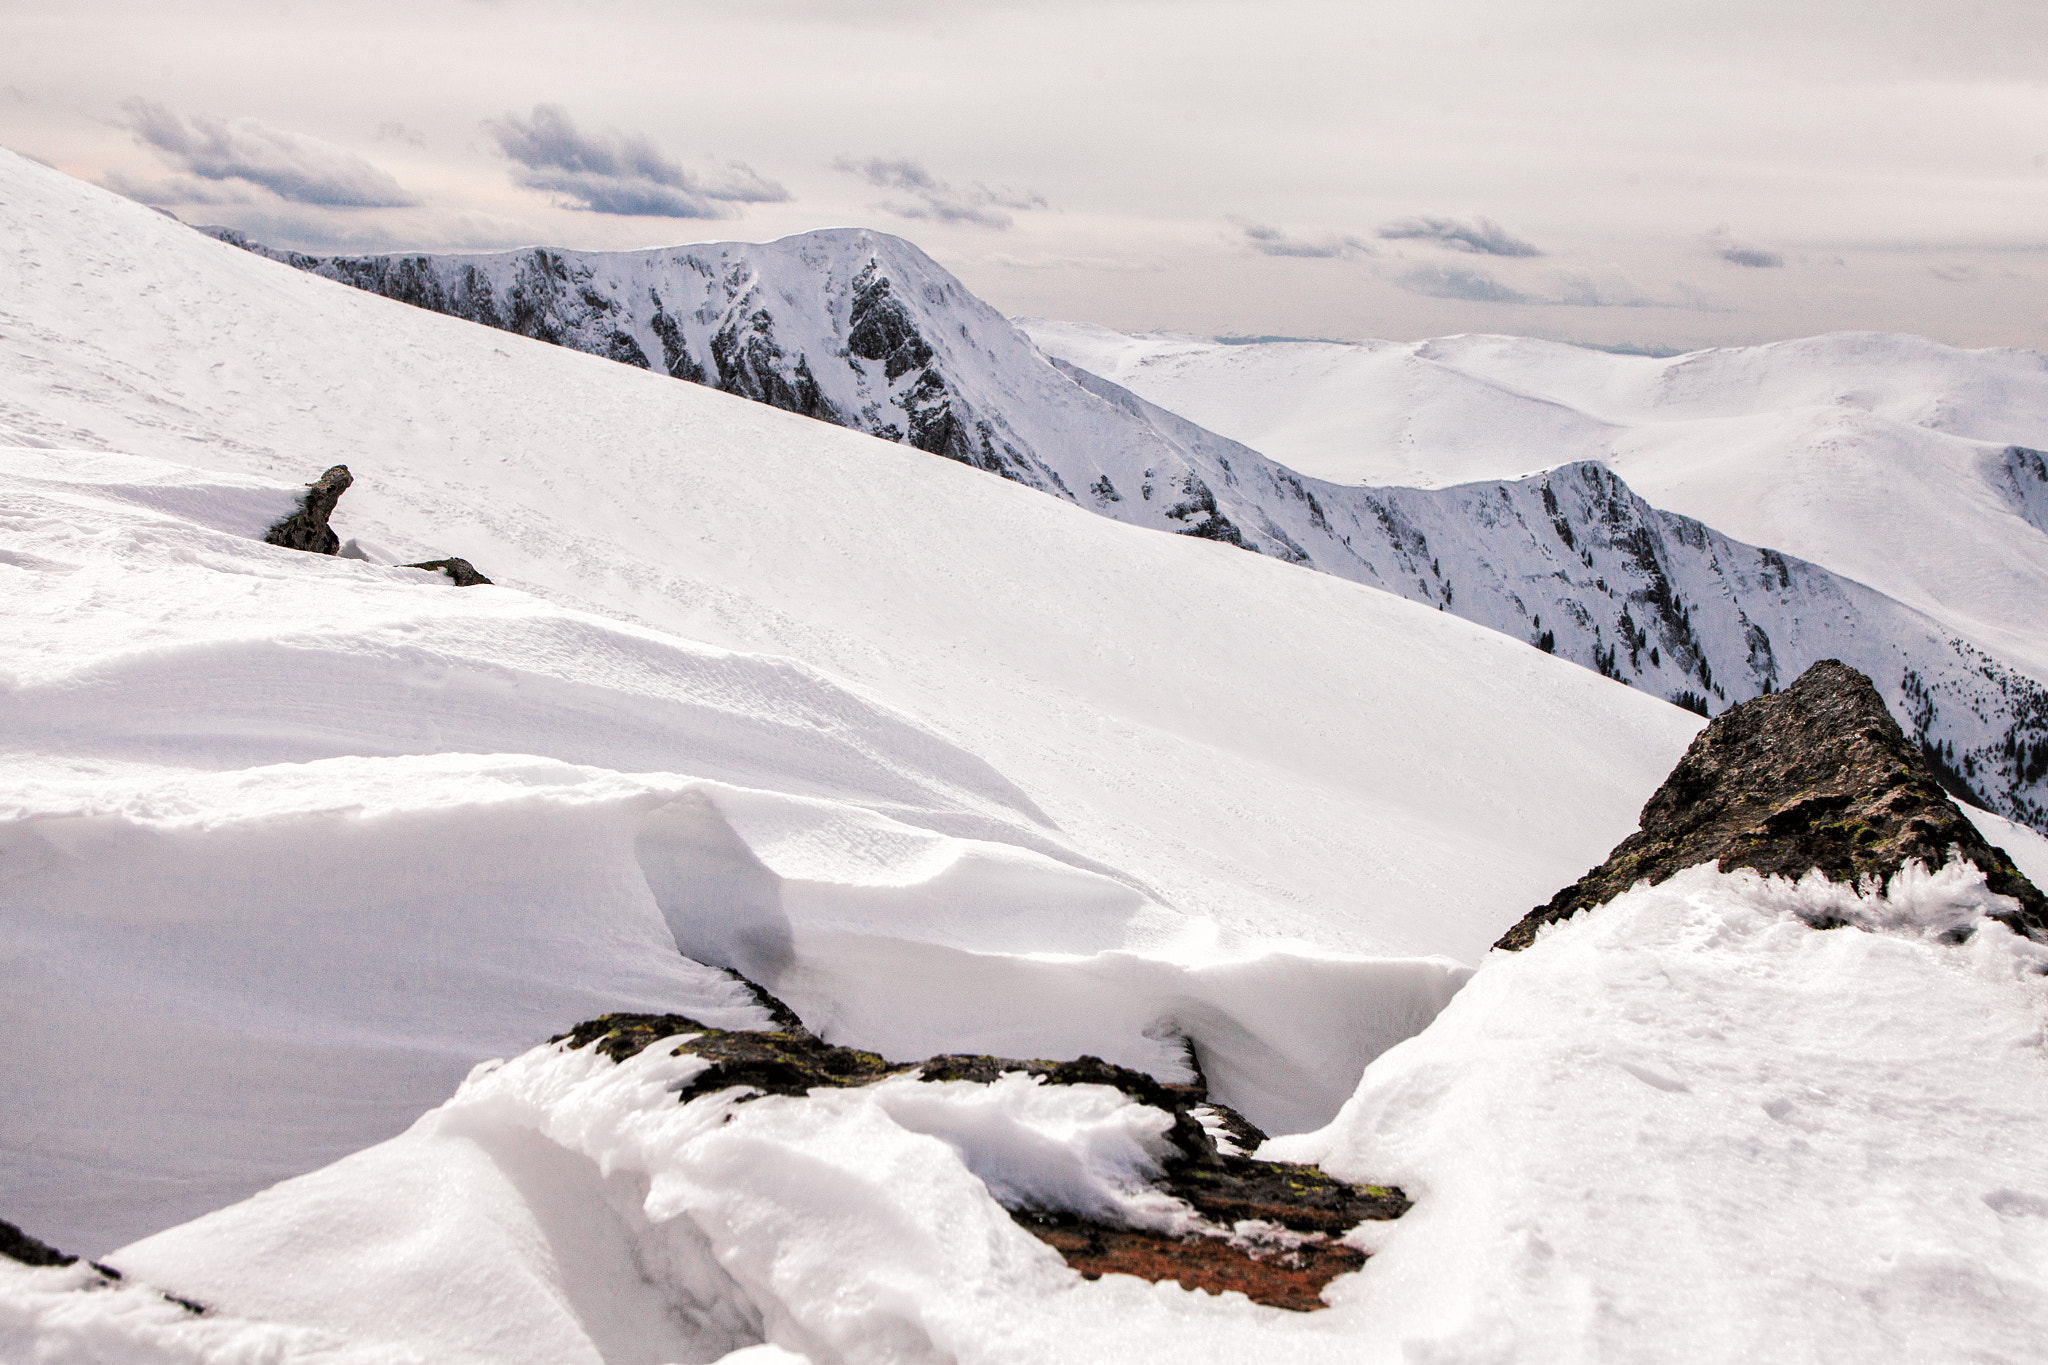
<box><xmin>7</xmin><ymin>150</ymin><xmax>2047</xmax><ymax>1362</ymax></box>
<box><xmin>0</xmin><ymin>150</ymin><xmax>1677</xmax><ymax>1255</ymax></box>
<box><xmin>10</xmin><ymin>862</ymin><xmax>2035</xmax><ymax>1364</ymax></box>
<box><xmin>1022</xmin><ymin>322</ymin><xmax>2048</xmax><ymax>682</ymax></box>
<box><xmin>1266</xmin><ymin>862</ymin><xmax>2048</xmax><ymax>1362</ymax></box>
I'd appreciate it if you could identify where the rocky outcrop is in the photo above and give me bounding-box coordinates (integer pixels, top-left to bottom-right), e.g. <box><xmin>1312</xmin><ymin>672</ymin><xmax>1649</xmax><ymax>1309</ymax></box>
<box><xmin>1496</xmin><ymin>660</ymin><xmax>2047</xmax><ymax>950</ymax></box>
<box><xmin>557</xmin><ymin>1011</ymin><xmax>1407</xmax><ymax>1311</ymax></box>
<box><xmin>262</xmin><ymin>466</ymin><xmax>492</xmax><ymax>584</ymax></box>
<box><xmin>403</xmin><ymin>557</ymin><xmax>493</xmax><ymax>587</ymax></box>
<box><xmin>1</xmin><ymin>1217</ymin><xmax>82</xmax><ymax>1269</ymax></box>
<box><xmin>262</xmin><ymin>464</ymin><xmax>352</xmax><ymax>553</ymax></box>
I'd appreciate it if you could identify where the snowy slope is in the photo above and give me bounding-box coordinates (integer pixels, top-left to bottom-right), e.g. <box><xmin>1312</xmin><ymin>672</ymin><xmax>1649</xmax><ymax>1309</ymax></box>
<box><xmin>1024</xmin><ymin>321</ymin><xmax>2048</xmax><ymax>685</ymax></box>
<box><xmin>0</xmin><ymin>151</ymin><xmax>1698</xmax><ymax>1254</ymax></box>
<box><xmin>207</xmin><ymin>232</ymin><xmax>2048</xmax><ymax>829</ymax></box>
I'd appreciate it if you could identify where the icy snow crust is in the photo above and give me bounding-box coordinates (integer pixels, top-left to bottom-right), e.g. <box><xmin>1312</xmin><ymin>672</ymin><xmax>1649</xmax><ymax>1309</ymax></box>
<box><xmin>1023</xmin><ymin>320</ymin><xmax>2048</xmax><ymax>685</ymax></box>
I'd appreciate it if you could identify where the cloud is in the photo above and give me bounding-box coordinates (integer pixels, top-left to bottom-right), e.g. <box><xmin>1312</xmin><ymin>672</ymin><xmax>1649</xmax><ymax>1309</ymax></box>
<box><xmin>1377</xmin><ymin>214</ymin><xmax>1542</xmax><ymax>257</ymax></box>
<box><xmin>1707</xmin><ymin>225</ymin><xmax>1784</xmax><ymax>268</ymax></box>
<box><xmin>117</xmin><ymin>99</ymin><xmax>419</xmax><ymax>207</ymax></box>
<box><xmin>834</xmin><ymin>156</ymin><xmax>1045</xmax><ymax>230</ymax></box>
<box><xmin>190</xmin><ymin>206</ymin><xmax>542</xmax><ymax>254</ymax></box>
<box><xmin>1234</xmin><ymin>220</ymin><xmax>1371</xmax><ymax>259</ymax></box>
<box><xmin>102</xmin><ymin>169</ymin><xmax>268</xmax><ymax>207</ymax></box>
<box><xmin>1929</xmin><ymin>263</ymin><xmax>1977</xmax><ymax>283</ymax></box>
<box><xmin>1553</xmin><ymin>269</ymin><xmax>1661</xmax><ymax>308</ymax></box>
<box><xmin>375</xmin><ymin>120</ymin><xmax>425</xmax><ymax>147</ymax></box>
<box><xmin>484</xmin><ymin>104</ymin><xmax>787</xmax><ymax>218</ymax></box>
<box><xmin>1393</xmin><ymin>262</ymin><xmax>1534</xmax><ymax>303</ymax></box>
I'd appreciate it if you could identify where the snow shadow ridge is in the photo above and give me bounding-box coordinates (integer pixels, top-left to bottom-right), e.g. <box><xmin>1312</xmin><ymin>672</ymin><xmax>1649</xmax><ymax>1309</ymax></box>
<box><xmin>1498</xmin><ymin>658</ymin><xmax>2047</xmax><ymax>950</ymax></box>
<box><xmin>556</xmin><ymin>1008</ymin><xmax>1411</xmax><ymax>1312</ymax></box>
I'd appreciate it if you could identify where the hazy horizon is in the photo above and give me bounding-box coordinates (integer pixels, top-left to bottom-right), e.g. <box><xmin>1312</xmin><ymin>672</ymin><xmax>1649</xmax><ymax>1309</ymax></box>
<box><xmin>7</xmin><ymin>0</ymin><xmax>2046</xmax><ymax>351</ymax></box>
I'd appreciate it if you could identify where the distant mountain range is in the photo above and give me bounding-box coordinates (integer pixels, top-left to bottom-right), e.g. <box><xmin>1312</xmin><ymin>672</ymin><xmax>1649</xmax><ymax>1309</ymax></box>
<box><xmin>207</xmin><ymin>228</ymin><xmax>2048</xmax><ymax>831</ymax></box>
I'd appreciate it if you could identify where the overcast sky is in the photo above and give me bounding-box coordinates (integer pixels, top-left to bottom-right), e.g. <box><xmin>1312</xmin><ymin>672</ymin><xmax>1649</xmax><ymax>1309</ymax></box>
<box><xmin>7</xmin><ymin>0</ymin><xmax>2047</xmax><ymax>350</ymax></box>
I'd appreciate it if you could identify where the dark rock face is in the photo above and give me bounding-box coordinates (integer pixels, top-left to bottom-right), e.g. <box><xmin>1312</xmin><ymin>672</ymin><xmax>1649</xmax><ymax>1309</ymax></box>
<box><xmin>402</xmin><ymin>557</ymin><xmax>493</xmax><ymax>587</ymax></box>
<box><xmin>557</xmin><ymin>1010</ymin><xmax>1408</xmax><ymax>1311</ymax></box>
<box><xmin>1</xmin><ymin>1217</ymin><xmax>79</xmax><ymax>1269</ymax></box>
<box><xmin>0</xmin><ymin>1217</ymin><xmax>206</xmax><ymax>1311</ymax></box>
<box><xmin>262</xmin><ymin>464</ymin><xmax>353</xmax><ymax>554</ymax></box>
<box><xmin>1496</xmin><ymin>660</ymin><xmax>2047</xmax><ymax>951</ymax></box>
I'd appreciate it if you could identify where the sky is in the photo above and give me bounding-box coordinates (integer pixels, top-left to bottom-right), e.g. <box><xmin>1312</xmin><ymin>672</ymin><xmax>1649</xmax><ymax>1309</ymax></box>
<box><xmin>6</xmin><ymin>0</ymin><xmax>2047</xmax><ymax>351</ymax></box>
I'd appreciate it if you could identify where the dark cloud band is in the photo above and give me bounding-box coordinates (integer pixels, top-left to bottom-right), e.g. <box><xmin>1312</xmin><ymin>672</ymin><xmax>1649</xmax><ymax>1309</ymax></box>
<box><xmin>119</xmin><ymin>100</ymin><xmax>418</xmax><ymax>208</ymax></box>
<box><xmin>1377</xmin><ymin>215</ymin><xmax>1542</xmax><ymax>258</ymax></box>
<box><xmin>835</xmin><ymin>156</ymin><xmax>1045</xmax><ymax>230</ymax></box>
<box><xmin>485</xmin><ymin>105</ymin><xmax>787</xmax><ymax>218</ymax></box>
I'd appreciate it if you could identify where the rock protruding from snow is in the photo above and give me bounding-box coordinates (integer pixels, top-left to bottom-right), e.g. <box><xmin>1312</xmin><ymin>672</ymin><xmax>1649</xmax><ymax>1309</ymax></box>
<box><xmin>559</xmin><ymin>1011</ymin><xmax>1408</xmax><ymax>1311</ymax></box>
<box><xmin>1496</xmin><ymin>659</ymin><xmax>2047</xmax><ymax>949</ymax></box>
<box><xmin>403</xmin><ymin>556</ymin><xmax>493</xmax><ymax>586</ymax></box>
<box><xmin>261</xmin><ymin>463</ymin><xmax>352</xmax><ymax>553</ymax></box>
<box><xmin>1</xmin><ymin>1219</ymin><xmax>81</xmax><ymax>1270</ymax></box>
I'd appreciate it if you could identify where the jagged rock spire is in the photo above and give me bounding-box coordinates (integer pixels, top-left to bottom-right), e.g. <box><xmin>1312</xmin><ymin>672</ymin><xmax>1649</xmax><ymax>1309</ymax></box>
<box><xmin>1496</xmin><ymin>659</ymin><xmax>2046</xmax><ymax>950</ymax></box>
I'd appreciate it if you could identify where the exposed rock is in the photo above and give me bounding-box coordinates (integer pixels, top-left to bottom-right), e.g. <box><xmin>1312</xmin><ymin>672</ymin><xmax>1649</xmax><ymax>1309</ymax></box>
<box><xmin>0</xmin><ymin>1217</ymin><xmax>208</xmax><ymax>1311</ymax></box>
<box><xmin>556</xmin><ymin>1010</ymin><xmax>1408</xmax><ymax>1310</ymax></box>
<box><xmin>402</xmin><ymin>557</ymin><xmax>493</xmax><ymax>587</ymax></box>
<box><xmin>1496</xmin><ymin>659</ymin><xmax>2047</xmax><ymax>950</ymax></box>
<box><xmin>1</xmin><ymin>1217</ymin><xmax>81</xmax><ymax>1269</ymax></box>
<box><xmin>262</xmin><ymin>464</ymin><xmax>353</xmax><ymax>554</ymax></box>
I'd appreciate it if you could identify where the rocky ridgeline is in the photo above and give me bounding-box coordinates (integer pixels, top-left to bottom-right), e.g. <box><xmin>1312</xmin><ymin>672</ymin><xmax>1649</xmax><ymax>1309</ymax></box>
<box><xmin>209</xmin><ymin>228</ymin><xmax>2048</xmax><ymax>832</ymax></box>
<box><xmin>262</xmin><ymin>464</ymin><xmax>491</xmax><ymax>585</ymax></box>
<box><xmin>1498</xmin><ymin>660</ymin><xmax>2047</xmax><ymax>950</ymax></box>
<box><xmin>557</xmin><ymin>1010</ymin><xmax>1408</xmax><ymax>1312</ymax></box>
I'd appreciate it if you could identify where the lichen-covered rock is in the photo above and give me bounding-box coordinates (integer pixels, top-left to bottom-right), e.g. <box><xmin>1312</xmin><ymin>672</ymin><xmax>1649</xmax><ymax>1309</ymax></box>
<box><xmin>556</xmin><ymin>1009</ymin><xmax>1407</xmax><ymax>1310</ymax></box>
<box><xmin>262</xmin><ymin>464</ymin><xmax>352</xmax><ymax>554</ymax></box>
<box><xmin>402</xmin><ymin>557</ymin><xmax>493</xmax><ymax>586</ymax></box>
<box><xmin>1496</xmin><ymin>659</ymin><xmax>2047</xmax><ymax>950</ymax></box>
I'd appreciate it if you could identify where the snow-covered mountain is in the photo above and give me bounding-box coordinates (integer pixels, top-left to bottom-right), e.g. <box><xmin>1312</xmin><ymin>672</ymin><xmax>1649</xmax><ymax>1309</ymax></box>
<box><xmin>1</xmin><ymin>149</ymin><xmax>1693</xmax><ymax>1255</ymax></box>
<box><xmin>1024</xmin><ymin>320</ymin><xmax>2048</xmax><ymax>684</ymax></box>
<box><xmin>207</xmin><ymin>231</ymin><xmax>2048</xmax><ymax>830</ymax></box>
<box><xmin>9</xmin><ymin>152</ymin><xmax>2048</xmax><ymax>1364</ymax></box>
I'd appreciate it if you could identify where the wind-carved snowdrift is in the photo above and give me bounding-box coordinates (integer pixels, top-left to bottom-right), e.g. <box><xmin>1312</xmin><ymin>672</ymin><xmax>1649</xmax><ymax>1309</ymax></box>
<box><xmin>14</xmin><ymin>661</ymin><xmax>2048</xmax><ymax>1363</ymax></box>
<box><xmin>210</xmin><ymin>229</ymin><xmax>2048</xmax><ymax>831</ymax></box>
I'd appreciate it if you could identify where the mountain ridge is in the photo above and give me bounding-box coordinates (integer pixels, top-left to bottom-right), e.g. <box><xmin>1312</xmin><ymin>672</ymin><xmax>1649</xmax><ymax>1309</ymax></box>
<box><xmin>202</xmin><ymin>225</ymin><xmax>2048</xmax><ymax>832</ymax></box>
